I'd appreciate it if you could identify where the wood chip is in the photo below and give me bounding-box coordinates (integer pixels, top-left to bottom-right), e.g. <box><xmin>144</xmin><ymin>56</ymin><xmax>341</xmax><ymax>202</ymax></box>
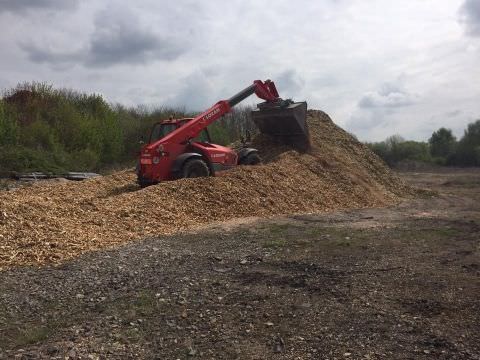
<box><xmin>0</xmin><ymin>110</ymin><xmax>412</xmax><ymax>270</ymax></box>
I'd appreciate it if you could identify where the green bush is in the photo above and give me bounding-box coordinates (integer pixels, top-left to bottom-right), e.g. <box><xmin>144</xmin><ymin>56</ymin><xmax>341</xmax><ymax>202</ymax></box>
<box><xmin>21</xmin><ymin>120</ymin><xmax>59</xmax><ymax>151</ymax></box>
<box><xmin>69</xmin><ymin>148</ymin><xmax>100</xmax><ymax>171</ymax></box>
<box><xmin>0</xmin><ymin>83</ymin><xmax>129</xmax><ymax>173</ymax></box>
<box><xmin>0</xmin><ymin>100</ymin><xmax>18</xmax><ymax>146</ymax></box>
<box><xmin>0</xmin><ymin>146</ymin><xmax>66</xmax><ymax>174</ymax></box>
<box><xmin>367</xmin><ymin>136</ymin><xmax>431</xmax><ymax>167</ymax></box>
<box><xmin>208</xmin><ymin>122</ymin><xmax>232</xmax><ymax>145</ymax></box>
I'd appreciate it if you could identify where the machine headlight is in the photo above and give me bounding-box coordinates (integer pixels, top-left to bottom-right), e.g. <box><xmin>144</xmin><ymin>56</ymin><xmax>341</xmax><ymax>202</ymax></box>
<box><xmin>152</xmin><ymin>156</ymin><xmax>160</xmax><ymax>164</ymax></box>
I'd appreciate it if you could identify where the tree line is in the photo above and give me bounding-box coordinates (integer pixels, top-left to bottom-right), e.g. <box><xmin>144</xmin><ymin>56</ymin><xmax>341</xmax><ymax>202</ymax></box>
<box><xmin>366</xmin><ymin>121</ymin><xmax>480</xmax><ymax>167</ymax></box>
<box><xmin>2</xmin><ymin>82</ymin><xmax>478</xmax><ymax>174</ymax></box>
<box><xmin>0</xmin><ymin>83</ymin><xmax>255</xmax><ymax>175</ymax></box>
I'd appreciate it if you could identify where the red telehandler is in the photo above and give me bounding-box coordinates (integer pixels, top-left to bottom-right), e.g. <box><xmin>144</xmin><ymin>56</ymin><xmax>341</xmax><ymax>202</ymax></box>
<box><xmin>137</xmin><ymin>79</ymin><xmax>309</xmax><ymax>187</ymax></box>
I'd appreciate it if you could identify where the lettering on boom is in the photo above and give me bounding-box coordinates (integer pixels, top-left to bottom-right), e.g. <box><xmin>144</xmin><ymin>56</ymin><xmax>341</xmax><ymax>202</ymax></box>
<box><xmin>202</xmin><ymin>107</ymin><xmax>221</xmax><ymax>123</ymax></box>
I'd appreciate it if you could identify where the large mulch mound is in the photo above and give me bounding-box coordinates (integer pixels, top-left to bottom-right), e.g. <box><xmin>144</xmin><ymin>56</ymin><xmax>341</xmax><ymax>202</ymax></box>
<box><xmin>0</xmin><ymin>110</ymin><xmax>412</xmax><ymax>269</ymax></box>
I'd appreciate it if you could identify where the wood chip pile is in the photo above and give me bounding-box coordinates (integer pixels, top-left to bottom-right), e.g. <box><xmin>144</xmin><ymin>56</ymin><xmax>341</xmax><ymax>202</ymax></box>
<box><xmin>0</xmin><ymin>110</ymin><xmax>412</xmax><ymax>269</ymax></box>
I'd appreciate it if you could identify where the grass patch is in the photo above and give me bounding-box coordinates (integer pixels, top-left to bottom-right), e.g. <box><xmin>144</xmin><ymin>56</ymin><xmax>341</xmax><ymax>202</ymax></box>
<box><xmin>414</xmin><ymin>227</ymin><xmax>461</xmax><ymax>239</ymax></box>
<box><xmin>1</xmin><ymin>324</ymin><xmax>54</xmax><ymax>348</ymax></box>
<box><xmin>306</xmin><ymin>227</ymin><xmax>325</xmax><ymax>236</ymax></box>
<box><xmin>265</xmin><ymin>223</ymin><xmax>291</xmax><ymax>235</ymax></box>
<box><xmin>430</xmin><ymin>228</ymin><xmax>461</xmax><ymax>237</ymax></box>
<box><xmin>443</xmin><ymin>177</ymin><xmax>480</xmax><ymax>188</ymax></box>
<box><xmin>334</xmin><ymin>238</ymin><xmax>352</xmax><ymax>247</ymax></box>
<box><xmin>263</xmin><ymin>238</ymin><xmax>287</xmax><ymax>248</ymax></box>
<box><xmin>261</xmin><ymin>223</ymin><xmax>297</xmax><ymax>248</ymax></box>
<box><xmin>123</xmin><ymin>327</ymin><xmax>141</xmax><ymax>341</ymax></box>
<box><xmin>102</xmin><ymin>290</ymin><xmax>159</xmax><ymax>321</ymax></box>
<box><xmin>307</xmin><ymin>226</ymin><xmax>369</xmax><ymax>243</ymax></box>
<box><xmin>17</xmin><ymin>326</ymin><xmax>52</xmax><ymax>345</ymax></box>
<box><xmin>261</xmin><ymin>224</ymin><xmax>372</xmax><ymax>250</ymax></box>
<box><xmin>132</xmin><ymin>291</ymin><xmax>158</xmax><ymax>316</ymax></box>
<box><xmin>394</xmin><ymin>227</ymin><xmax>463</xmax><ymax>245</ymax></box>
<box><xmin>415</xmin><ymin>188</ymin><xmax>438</xmax><ymax>199</ymax></box>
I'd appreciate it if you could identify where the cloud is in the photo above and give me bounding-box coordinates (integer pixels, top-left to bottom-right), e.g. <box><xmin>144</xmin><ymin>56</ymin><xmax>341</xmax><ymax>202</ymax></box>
<box><xmin>167</xmin><ymin>71</ymin><xmax>216</xmax><ymax>111</ymax></box>
<box><xmin>275</xmin><ymin>69</ymin><xmax>305</xmax><ymax>97</ymax></box>
<box><xmin>19</xmin><ymin>43</ymin><xmax>79</xmax><ymax>70</ymax></box>
<box><xmin>358</xmin><ymin>82</ymin><xmax>416</xmax><ymax>109</ymax></box>
<box><xmin>20</xmin><ymin>6</ymin><xmax>187</xmax><ymax>69</ymax></box>
<box><xmin>166</xmin><ymin>68</ymin><xmax>306</xmax><ymax>112</ymax></box>
<box><xmin>345</xmin><ymin>80</ymin><xmax>420</xmax><ymax>140</ymax></box>
<box><xmin>446</xmin><ymin>109</ymin><xmax>462</xmax><ymax>118</ymax></box>
<box><xmin>2</xmin><ymin>1</ymin><xmax>479</xmax><ymax>142</ymax></box>
<box><xmin>85</xmin><ymin>7</ymin><xmax>186</xmax><ymax>67</ymax></box>
<box><xmin>459</xmin><ymin>0</ymin><xmax>480</xmax><ymax>36</ymax></box>
<box><xmin>0</xmin><ymin>0</ymin><xmax>78</xmax><ymax>13</ymax></box>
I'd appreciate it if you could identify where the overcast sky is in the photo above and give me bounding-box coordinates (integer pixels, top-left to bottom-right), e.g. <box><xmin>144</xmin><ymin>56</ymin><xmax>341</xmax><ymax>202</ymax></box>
<box><xmin>0</xmin><ymin>0</ymin><xmax>479</xmax><ymax>141</ymax></box>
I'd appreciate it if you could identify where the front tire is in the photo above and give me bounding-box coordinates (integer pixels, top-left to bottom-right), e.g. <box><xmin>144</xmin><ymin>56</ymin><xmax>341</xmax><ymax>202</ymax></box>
<box><xmin>240</xmin><ymin>152</ymin><xmax>261</xmax><ymax>165</ymax></box>
<box><xmin>182</xmin><ymin>158</ymin><xmax>210</xmax><ymax>178</ymax></box>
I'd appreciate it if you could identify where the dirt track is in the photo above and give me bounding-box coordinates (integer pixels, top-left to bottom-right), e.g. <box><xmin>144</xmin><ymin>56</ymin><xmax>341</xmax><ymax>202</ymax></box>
<box><xmin>0</xmin><ymin>169</ymin><xmax>479</xmax><ymax>359</ymax></box>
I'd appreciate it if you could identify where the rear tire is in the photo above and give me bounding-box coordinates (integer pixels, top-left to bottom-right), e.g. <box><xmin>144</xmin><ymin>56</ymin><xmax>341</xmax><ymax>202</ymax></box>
<box><xmin>240</xmin><ymin>152</ymin><xmax>261</xmax><ymax>165</ymax></box>
<box><xmin>182</xmin><ymin>158</ymin><xmax>210</xmax><ymax>178</ymax></box>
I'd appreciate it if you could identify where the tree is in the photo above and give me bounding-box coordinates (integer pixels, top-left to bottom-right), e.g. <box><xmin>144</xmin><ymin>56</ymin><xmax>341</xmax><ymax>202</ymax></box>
<box><xmin>385</xmin><ymin>135</ymin><xmax>405</xmax><ymax>165</ymax></box>
<box><xmin>429</xmin><ymin>128</ymin><xmax>456</xmax><ymax>158</ymax></box>
<box><xmin>385</xmin><ymin>134</ymin><xmax>405</xmax><ymax>149</ymax></box>
<box><xmin>455</xmin><ymin>120</ymin><xmax>480</xmax><ymax>166</ymax></box>
<box><xmin>367</xmin><ymin>135</ymin><xmax>431</xmax><ymax>167</ymax></box>
<box><xmin>0</xmin><ymin>100</ymin><xmax>18</xmax><ymax>146</ymax></box>
<box><xmin>395</xmin><ymin>141</ymin><xmax>430</xmax><ymax>163</ymax></box>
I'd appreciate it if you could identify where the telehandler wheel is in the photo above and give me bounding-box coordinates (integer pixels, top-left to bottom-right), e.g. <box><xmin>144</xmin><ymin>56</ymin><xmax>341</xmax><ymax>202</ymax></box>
<box><xmin>182</xmin><ymin>158</ymin><xmax>210</xmax><ymax>178</ymax></box>
<box><xmin>241</xmin><ymin>152</ymin><xmax>261</xmax><ymax>165</ymax></box>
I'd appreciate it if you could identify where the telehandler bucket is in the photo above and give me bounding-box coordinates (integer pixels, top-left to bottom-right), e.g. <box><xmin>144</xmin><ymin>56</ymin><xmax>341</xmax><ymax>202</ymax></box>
<box><xmin>251</xmin><ymin>101</ymin><xmax>310</xmax><ymax>151</ymax></box>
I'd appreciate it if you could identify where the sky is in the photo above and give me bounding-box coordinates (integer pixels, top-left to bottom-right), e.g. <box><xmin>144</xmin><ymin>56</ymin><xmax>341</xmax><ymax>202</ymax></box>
<box><xmin>0</xmin><ymin>0</ymin><xmax>479</xmax><ymax>141</ymax></box>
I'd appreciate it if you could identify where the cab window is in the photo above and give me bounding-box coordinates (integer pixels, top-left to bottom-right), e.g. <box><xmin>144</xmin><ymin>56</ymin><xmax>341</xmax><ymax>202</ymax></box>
<box><xmin>150</xmin><ymin>123</ymin><xmax>177</xmax><ymax>143</ymax></box>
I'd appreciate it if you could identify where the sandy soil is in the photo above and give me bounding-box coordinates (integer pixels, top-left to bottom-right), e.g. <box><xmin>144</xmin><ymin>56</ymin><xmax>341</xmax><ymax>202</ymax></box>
<box><xmin>0</xmin><ymin>168</ymin><xmax>479</xmax><ymax>359</ymax></box>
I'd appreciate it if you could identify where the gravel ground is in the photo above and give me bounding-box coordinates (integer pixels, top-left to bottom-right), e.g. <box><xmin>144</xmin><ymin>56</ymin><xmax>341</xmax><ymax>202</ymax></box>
<box><xmin>0</xmin><ymin>169</ymin><xmax>479</xmax><ymax>359</ymax></box>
